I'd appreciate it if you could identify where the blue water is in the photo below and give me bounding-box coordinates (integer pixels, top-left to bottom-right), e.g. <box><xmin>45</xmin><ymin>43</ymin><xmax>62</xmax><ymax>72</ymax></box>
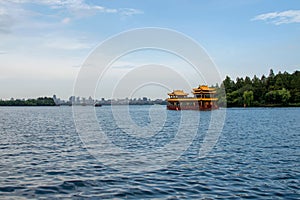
<box><xmin>0</xmin><ymin>106</ymin><xmax>299</xmax><ymax>199</ymax></box>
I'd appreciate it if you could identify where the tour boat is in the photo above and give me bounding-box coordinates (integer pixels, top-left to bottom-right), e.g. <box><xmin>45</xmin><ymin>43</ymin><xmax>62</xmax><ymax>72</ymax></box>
<box><xmin>167</xmin><ymin>85</ymin><xmax>218</xmax><ymax>111</ymax></box>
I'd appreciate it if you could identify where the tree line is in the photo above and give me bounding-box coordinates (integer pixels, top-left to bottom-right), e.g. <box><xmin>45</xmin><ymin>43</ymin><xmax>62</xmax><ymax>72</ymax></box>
<box><xmin>216</xmin><ymin>69</ymin><xmax>300</xmax><ymax>107</ymax></box>
<box><xmin>0</xmin><ymin>97</ymin><xmax>56</xmax><ymax>106</ymax></box>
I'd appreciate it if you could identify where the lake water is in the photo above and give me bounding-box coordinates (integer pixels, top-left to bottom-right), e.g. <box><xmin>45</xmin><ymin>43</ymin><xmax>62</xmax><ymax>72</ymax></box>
<box><xmin>0</xmin><ymin>106</ymin><xmax>299</xmax><ymax>199</ymax></box>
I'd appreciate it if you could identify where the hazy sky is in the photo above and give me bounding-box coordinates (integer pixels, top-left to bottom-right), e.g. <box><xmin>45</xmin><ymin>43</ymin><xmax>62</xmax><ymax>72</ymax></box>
<box><xmin>0</xmin><ymin>0</ymin><xmax>299</xmax><ymax>99</ymax></box>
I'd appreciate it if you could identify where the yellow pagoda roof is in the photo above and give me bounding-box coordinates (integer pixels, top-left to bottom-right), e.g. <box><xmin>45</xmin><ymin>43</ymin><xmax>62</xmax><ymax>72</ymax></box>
<box><xmin>193</xmin><ymin>85</ymin><xmax>215</xmax><ymax>91</ymax></box>
<box><xmin>168</xmin><ymin>90</ymin><xmax>189</xmax><ymax>96</ymax></box>
<box><xmin>192</xmin><ymin>85</ymin><xmax>216</xmax><ymax>94</ymax></box>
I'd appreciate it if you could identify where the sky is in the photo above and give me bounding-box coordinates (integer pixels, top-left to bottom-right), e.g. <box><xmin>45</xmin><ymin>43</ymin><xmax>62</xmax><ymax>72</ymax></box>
<box><xmin>0</xmin><ymin>0</ymin><xmax>299</xmax><ymax>99</ymax></box>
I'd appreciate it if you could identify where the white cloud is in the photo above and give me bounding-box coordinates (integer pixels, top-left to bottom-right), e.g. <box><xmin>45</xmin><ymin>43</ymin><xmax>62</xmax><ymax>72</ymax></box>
<box><xmin>61</xmin><ymin>17</ymin><xmax>71</xmax><ymax>24</ymax></box>
<box><xmin>1</xmin><ymin>0</ymin><xmax>142</xmax><ymax>17</ymax></box>
<box><xmin>0</xmin><ymin>2</ymin><xmax>41</xmax><ymax>33</ymax></box>
<box><xmin>0</xmin><ymin>0</ymin><xmax>142</xmax><ymax>35</ymax></box>
<box><xmin>0</xmin><ymin>0</ymin><xmax>143</xmax><ymax>34</ymax></box>
<box><xmin>0</xmin><ymin>0</ymin><xmax>143</xmax><ymax>99</ymax></box>
<box><xmin>252</xmin><ymin>10</ymin><xmax>300</xmax><ymax>25</ymax></box>
<box><xmin>119</xmin><ymin>8</ymin><xmax>144</xmax><ymax>16</ymax></box>
<box><xmin>0</xmin><ymin>5</ymin><xmax>15</xmax><ymax>33</ymax></box>
<box><xmin>44</xmin><ymin>37</ymin><xmax>93</xmax><ymax>50</ymax></box>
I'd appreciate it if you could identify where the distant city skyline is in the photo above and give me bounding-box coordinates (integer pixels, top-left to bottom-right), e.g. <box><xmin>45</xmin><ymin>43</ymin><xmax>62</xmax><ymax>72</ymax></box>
<box><xmin>52</xmin><ymin>94</ymin><xmax>166</xmax><ymax>106</ymax></box>
<box><xmin>1</xmin><ymin>0</ymin><xmax>299</xmax><ymax>99</ymax></box>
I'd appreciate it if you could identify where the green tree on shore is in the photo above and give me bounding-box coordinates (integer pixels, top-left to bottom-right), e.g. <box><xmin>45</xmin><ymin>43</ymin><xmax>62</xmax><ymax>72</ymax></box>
<box><xmin>0</xmin><ymin>97</ymin><xmax>56</xmax><ymax>106</ymax></box>
<box><xmin>243</xmin><ymin>91</ymin><xmax>254</xmax><ymax>107</ymax></box>
<box><xmin>218</xmin><ymin>69</ymin><xmax>300</xmax><ymax>107</ymax></box>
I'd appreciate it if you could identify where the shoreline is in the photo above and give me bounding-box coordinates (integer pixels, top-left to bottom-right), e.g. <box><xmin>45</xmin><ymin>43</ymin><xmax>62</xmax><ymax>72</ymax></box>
<box><xmin>1</xmin><ymin>105</ymin><xmax>299</xmax><ymax>108</ymax></box>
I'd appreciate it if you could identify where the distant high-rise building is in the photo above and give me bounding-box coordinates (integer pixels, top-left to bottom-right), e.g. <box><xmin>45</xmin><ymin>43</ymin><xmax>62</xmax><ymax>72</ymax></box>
<box><xmin>76</xmin><ymin>97</ymin><xmax>80</xmax><ymax>104</ymax></box>
<box><xmin>88</xmin><ymin>96</ymin><xmax>94</xmax><ymax>105</ymax></box>
<box><xmin>69</xmin><ymin>96</ymin><xmax>75</xmax><ymax>104</ymax></box>
<box><xmin>82</xmin><ymin>97</ymin><xmax>86</xmax><ymax>104</ymax></box>
<box><xmin>53</xmin><ymin>95</ymin><xmax>58</xmax><ymax>105</ymax></box>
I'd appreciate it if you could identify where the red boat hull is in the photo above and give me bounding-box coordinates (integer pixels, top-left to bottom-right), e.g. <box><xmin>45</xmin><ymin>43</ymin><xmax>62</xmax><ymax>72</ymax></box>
<box><xmin>167</xmin><ymin>104</ymin><xmax>218</xmax><ymax>111</ymax></box>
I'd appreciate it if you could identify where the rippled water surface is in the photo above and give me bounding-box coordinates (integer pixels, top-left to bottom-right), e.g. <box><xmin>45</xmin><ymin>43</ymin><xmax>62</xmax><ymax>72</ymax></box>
<box><xmin>0</xmin><ymin>106</ymin><xmax>299</xmax><ymax>199</ymax></box>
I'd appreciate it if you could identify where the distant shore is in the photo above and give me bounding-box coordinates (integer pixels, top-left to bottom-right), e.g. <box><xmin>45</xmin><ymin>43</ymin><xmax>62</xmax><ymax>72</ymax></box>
<box><xmin>1</xmin><ymin>69</ymin><xmax>299</xmax><ymax>107</ymax></box>
<box><xmin>0</xmin><ymin>97</ymin><xmax>56</xmax><ymax>106</ymax></box>
<box><xmin>0</xmin><ymin>99</ymin><xmax>299</xmax><ymax>108</ymax></box>
<box><xmin>0</xmin><ymin>97</ymin><xmax>167</xmax><ymax>107</ymax></box>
